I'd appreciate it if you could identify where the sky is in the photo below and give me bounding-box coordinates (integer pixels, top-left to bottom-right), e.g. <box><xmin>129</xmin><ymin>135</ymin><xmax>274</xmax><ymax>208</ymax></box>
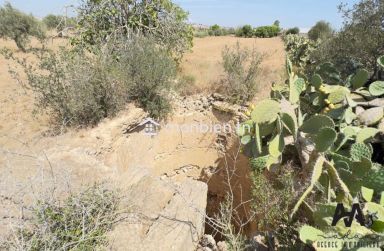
<box><xmin>2</xmin><ymin>0</ymin><xmax>360</xmax><ymax>31</ymax></box>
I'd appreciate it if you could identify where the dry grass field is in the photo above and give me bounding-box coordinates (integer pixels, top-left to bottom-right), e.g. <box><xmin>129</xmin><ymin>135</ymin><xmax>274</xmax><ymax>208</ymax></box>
<box><xmin>180</xmin><ymin>36</ymin><xmax>286</xmax><ymax>99</ymax></box>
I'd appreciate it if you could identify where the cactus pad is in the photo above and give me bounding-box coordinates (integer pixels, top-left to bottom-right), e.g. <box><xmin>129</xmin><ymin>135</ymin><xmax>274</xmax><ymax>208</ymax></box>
<box><xmin>269</xmin><ymin>133</ymin><xmax>284</xmax><ymax>157</ymax></box>
<box><xmin>350</xmin><ymin>143</ymin><xmax>373</xmax><ymax>161</ymax></box>
<box><xmin>289</xmin><ymin>77</ymin><xmax>305</xmax><ymax>104</ymax></box>
<box><xmin>314</xmin><ymin>127</ymin><xmax>337</xmax><ymax>152</ymax></box>
<box><xmin>351</xmin><ymin>69</ymin><xmax>369</xmax><ymax>89</ymax></box>
<box><xmin>251</xmin><ymin>99</ymin><xmax>281</xmax><ymax>124</ymax></box>
<box><xmin>281</xmin><ymin>112</ymin><xmax>297</xmax><ymax>136</ymax></box>
<box><xmin>369</xmin><ymin>81</ymin><xmax>384</xmax><ymax>96</ymax></box>
<box><xmin>356</xmin><ymin>127</ymin><xmax>380</xmax><ymax>143</ymax></box>
<box><xmin>362</xmin><ymin>166</ymin><xmax>384</xmax><ymax>193</ymax></box>
<box><xmin>241</xmin><ymin>135</ymin><xmax>252</xmax><ymax>145</ymax></box>
<box><xmin>344</xmin><ymin>107</ymin><xmax>357</xmax><ymax>124</ymax></box>
<box><xmin>357</xmin><ymin>107</ymin><xmax>384</xmax><ymax>126</ymax></box>
<box><xmin>300</xmin><ymin>115</ymin><xmax>335</xmax><ymax>134</ymax></box>
<box><xmin>299</xmin><ymin>225</ymin><xmax>324</xmax><ymax>245</ymax></box>
<box><xmin>310</xmin><ymin>74</ymin><xmax>322</xmax><ymax>89</ymax></box>
<box><xmin>378</xmin><ymin>56</ymin><xmax>384</xmax><ymax>68</ymax></box>
<box><xmin>328</xmin><ymin>87</ymin><xmax>350</xmax><ymax>104</ymax></box>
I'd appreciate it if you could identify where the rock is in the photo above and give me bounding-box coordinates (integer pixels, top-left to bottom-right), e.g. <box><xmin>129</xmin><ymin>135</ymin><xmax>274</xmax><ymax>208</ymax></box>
<box><xmin>212</xmin><ymin>101</ymin><xmax>248</xmax><ymax>120</ymax></box>
<box><xmin>200</xmin><ymin>234</ymin><xmax>217</xmax><ymax>250</ymax></box>
<box><xmin>378</xmin><ymin>118</ymin><xmax>384</xmax><ymax>132</ymax></box>
<box><xmin>109</xmin><ymin>178</ymin><xmax>208</xmax><ymax>251</ymax></box>
<box><xmin>355</xmin><ymin>106</ymin><xmax>365</xmax><ymax>116</ymax></box>
<box><xmin>358</xmin><ymin>107</ymin><xmax>384</xmax><ymax>126</ymax></box>
<box><xmin>217</xmin><ymin>241</ymin><xmax>228</xmax><ymax>251</ymax></box>
<box><xmin>249</xmin><ymin>234</ymin><xmax>269</xmax><ymax>251</ymax></box>
<box><xmin>212</xmin><ymin>93</ymin><xmax>225</xmax><ymax>101</ymax></box>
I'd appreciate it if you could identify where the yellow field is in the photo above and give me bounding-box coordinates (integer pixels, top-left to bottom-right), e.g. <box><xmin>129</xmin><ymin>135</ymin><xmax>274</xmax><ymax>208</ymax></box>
<box><xmin>180</xmin><ymin>36</ymin><xmax>286</xmax><ymax>99</ymax></box>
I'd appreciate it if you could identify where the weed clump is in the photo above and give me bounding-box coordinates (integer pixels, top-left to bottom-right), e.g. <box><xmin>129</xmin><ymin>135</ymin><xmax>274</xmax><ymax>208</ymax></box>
<box><xmin>2</xmin><ymin>184</ymin><xmax>121</xmax><ymax>250</ymax></box>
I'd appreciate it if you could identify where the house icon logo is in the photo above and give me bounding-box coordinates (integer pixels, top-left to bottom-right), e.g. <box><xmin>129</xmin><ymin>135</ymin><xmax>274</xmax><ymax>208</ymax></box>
<box><xmin>139</xmin><ymin>118</ymin><xmax>160</xmax><ymax>136</ymax></box>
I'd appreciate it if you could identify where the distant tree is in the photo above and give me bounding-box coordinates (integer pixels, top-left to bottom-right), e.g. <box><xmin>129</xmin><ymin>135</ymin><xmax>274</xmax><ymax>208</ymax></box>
<box><xmin>273</xmin><ymin>20</ymin><xmax>280</xmax><ymax>27</ymax></box>
<box><xmin>0</xmin><ymin>3</ymin><xmax>45</xmax><ymax>51</ymax></box>
<box><xmin>308</xmin><ymin>20</ymin><xmax>333</xmax><ymax>41</ymax></box>
<box><xmin>285</xmin><ymin>27</ymin><xmax>300</xmax><ymax>35</ymax></box>
<box><xmin>43</xmin><ymin>14</ymin><xmax>62</xmax><ymax>30</ymax></box>
<box><xmin>237</xmin><ymin>25</ymin><xmax>254</xmax><ymax>37</ymax></box>
<box><xmin>311</xmin><ymin>0</ymin><xmax>384</xmax><ymax>77</ymax></box>
<box><xmin>208</xmin><ymin>24</ymin><xmax>223</xmax><ymax>36</ymax></box>
<box><xmin>74</xmin><ymin>0</ymin><xmax>193</xmax><ymax>62</ymax></box>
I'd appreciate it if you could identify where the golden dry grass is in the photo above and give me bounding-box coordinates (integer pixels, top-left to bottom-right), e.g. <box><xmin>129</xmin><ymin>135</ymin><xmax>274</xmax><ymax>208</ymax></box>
<box><xmin>180</xmin><ymin>36</ymin><xmax>286</xmax><ymax>100</ymax></box>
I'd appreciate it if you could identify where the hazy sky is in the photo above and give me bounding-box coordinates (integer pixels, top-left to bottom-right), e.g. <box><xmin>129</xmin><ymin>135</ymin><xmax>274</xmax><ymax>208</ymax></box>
<box><xmin>2</xmin><ymin>0</ymin><xmax>360</xmax><ymax>31</ymax></box>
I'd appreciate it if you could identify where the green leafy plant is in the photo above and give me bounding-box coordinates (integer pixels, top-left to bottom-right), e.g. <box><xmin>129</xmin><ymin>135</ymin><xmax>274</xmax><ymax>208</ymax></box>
<box><xmin>220</xmin><ymin>42</ymin><xmax>263</xmax><ymax>104</ymax></box>
<box><xmin>2</xmin><ymin>35</ymin><xmax>176</xmax><ymax>127</ymax></box>
<box><xmin>2</xmin><ymin>184</ymin><xmax>122</xmax><ymax>250</ymax></box>
<box><xmin>73</xmin><ymin>0</ymin><xmax>193</xmax><ymax>62</ymax></box>
<box><xmin>0</xmin><ymin>2</ymin><xmax>45</xmax><ymax>51</ymax></box>
<box><xmin>238</xmin><ymin>56</ymin><xmax>384</xmax><ymax>249</ymax></box>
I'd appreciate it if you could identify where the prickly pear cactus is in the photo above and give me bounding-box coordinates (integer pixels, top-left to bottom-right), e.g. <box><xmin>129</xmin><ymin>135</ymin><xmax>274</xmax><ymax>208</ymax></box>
<box><xmin>251</xmin><ymin>99</ymin><xmax>281</xmax><ymax>124</ymax></box>
<box><xmin>351</xmin><ymin>69</ymin><xmax>369</xmax><ymax>89</ymax></box>
<box><xmin>327</xmin><ymin>87</ymin><xmax>350</xmax><ymax>104</ymax></box>
<box><xmin>314</xmin><ymin>127</ymin><xmax>337</xmax><ymax>152</ymax></box>
<box><xmin>300</xmin><ymin>115</ymin><xmax>335</xmax><ymax>134</ymax></box>
<box><xmin>369</xmin><ymin>81</ymin><xmax>384</xmax><ymax>96</ymax></box>
<box><xmin>350</xmin><ymin>143</ymin><xmax>373</xmax><ymax>161</ymax></box>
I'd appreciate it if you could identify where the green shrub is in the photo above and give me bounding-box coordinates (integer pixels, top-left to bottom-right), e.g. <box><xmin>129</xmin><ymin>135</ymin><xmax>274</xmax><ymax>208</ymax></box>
<box><xmin>236</xmin><ymin>25</ymin><xmax>254</xmax><ymax>38</ymax></box>
<box><xmin>42</xmin><ymin>14</ymin><xmax>62</xmax><ymax>30</ymax></box>
<box><xmin>194</xmin><ymin>29</ymin><xmax>209</xmax><ymax>38</ymax></box>
<box><xmin>42</xmin><ymin>14</ymin><xmax>76</xmax><ymax>32</ymax></box>
<box><xmin>308</xmin><ymin>20</ymin><xmax>333</xmax><ymax>41</ymax></box>
<box><xmin>310</xmin><ymin>0</ymin><xmax>384</xmax><ymax>77</ymax></box>
<box><xmin>2</xmin><ymin>35</ymin><xmax>176</xmax><ymax>127</ymax></box>
<box><xmin>285</xmin><ymin>27</ymin><xmax>300</xmax><ymax>35</ymax></box>
<box><xmin>110</xmin><ymin>36</ymin><xmax>176</xmax><ymax>119</ymax></box>
<box><xmin>208</xmin><ymin>24</ymin><xmax>223</xmax><ymax>36</ymax></box>
<box><xmin>220</xmin><ymin>43</ymin><xmax>263</xmax><ymax>104</ymax></box>
<box><xmin>2</xmin><ymin>184</ymin><xmax>121</xmax><ymax>250</ymax></box>
<box><xmin>73</xmin><ymin>0</ymin><xmax>193</xmax><ymax>62</ymax></box>
<box><xmin>251</xmin><ymin>169</ymin><xmax>300</xmax><ymax>247</ymax></box>
<box><xmin>254</xmin><ymin>25</ymin><xmax>280</xmax><ymax>38</ymax></box>
<box><xmin>283</xmin><ymin>34</ymin><xmax>318</xmax><ymax>70</ymax></box>
<box><xmin>0</xmin><ymin>3</ymin><xmax>45</xmax><ymax>52</ymax></box>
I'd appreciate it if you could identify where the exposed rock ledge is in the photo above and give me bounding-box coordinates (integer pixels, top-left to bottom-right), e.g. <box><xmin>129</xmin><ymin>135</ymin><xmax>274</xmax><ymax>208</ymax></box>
<box><xmin>109</xmin><ymin>176</ymin><xmax>207</xmax><ymax>251</ymax></box>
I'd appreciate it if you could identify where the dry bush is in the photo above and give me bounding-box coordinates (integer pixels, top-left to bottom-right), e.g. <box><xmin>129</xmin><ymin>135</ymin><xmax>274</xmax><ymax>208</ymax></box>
<box><xmin>1</xmin><ymin>183</ymin><xmax>122</xmax><ymax>250</ymax></box>
<box><xmin>219</xmin><ymin>43</ymin><xmax>263</xmax><ymax>104</ymax></box>
<box><xmin>1</xmin><ymin>35</ymin><xmax>176</xmax><ymax>128</ymax></box>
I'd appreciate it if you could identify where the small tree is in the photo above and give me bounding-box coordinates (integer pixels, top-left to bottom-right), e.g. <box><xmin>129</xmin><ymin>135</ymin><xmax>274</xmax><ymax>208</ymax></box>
<box><xmin>237</xmin><ymin>25</ymin><xmax>254</xmax><ymax>37</ymax></box>
<box><xmin>43</xmin><ymin>14</ymin><xmax>62</xmax><ymax>30</ymax></box>
<box><xmin>0</xmin><ymin>3</ymin><xmax>45</xmax><ymax>52</ymax></box>
<box><xmin>308</xmin><ymin>20</ymin><xmax>333</xmax><ymax>41</ymax></box>
<box><xmin>220</xmin><ymin>43</ymin><xmax>263</xmax><ymax>103</ymax></box>
<box><xmin>208</xmin><ymin>24</ymin><xmax>223</xmax><ymax>36</ymax></box>
<box><xmin>74</xmin><ymin>0</ymin><xmax>193</xmax><ymax>62</ymax></box>
<box><xmin>285</xmin><ymin>27</ymin><xmax>300</xmax><ymax>35</ymax></box>
<box><xmin>310</xmin><ymin>0</ymin><xmax>384</xmax><ymax>77</ymax></box>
